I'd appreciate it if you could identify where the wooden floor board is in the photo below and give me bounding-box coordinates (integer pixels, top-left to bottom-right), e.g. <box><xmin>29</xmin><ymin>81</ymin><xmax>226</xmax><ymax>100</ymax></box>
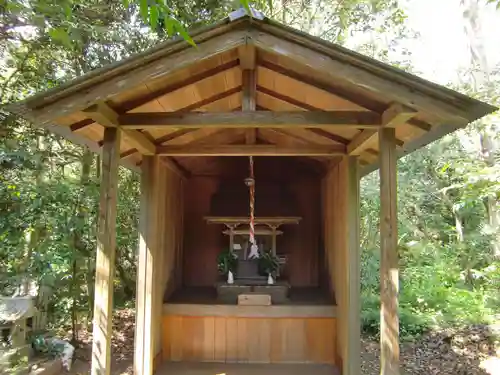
<box><xmin>156</xmin><ymin>362</ymin><xmax>340</xmax><ymax>375</ymax></box>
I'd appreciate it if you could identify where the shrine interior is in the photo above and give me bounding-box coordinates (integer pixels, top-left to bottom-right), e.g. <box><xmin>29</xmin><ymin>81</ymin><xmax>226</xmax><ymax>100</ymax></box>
<box><xmin>164</xmin><ymin>155</ymin><xmax>335</xmax><ymax>306</ymax></box>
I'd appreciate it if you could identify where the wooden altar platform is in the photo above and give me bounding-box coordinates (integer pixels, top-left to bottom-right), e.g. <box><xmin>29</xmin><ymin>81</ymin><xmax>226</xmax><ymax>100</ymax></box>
<box><xmin>161</xmin><ymin>300</ymin><xmax>337</xmax><ymax>364</ymax></box>
<box><xmin>166</xmin><ymin>287</ymin><xmax>334</xmax><ymax>305</ymax></box>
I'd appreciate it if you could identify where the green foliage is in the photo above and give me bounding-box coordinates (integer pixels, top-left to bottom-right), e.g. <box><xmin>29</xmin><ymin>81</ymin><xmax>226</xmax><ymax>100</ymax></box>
<box><xmin>257</xmin><ymin>251</ymin><xmax>280</xmax><ymax>276</ymax></box>
<box><xmin>360</xmin><ymin>128</ymin><xmax>500</xmax><ymax>338</ymax></box>
<box><xmin>217</xmin><ymin>249</ymin><xmax>238</xmax><ymax>275</ymax></box>
<box><xmin>486</xmin><ymin>0</ymin><xmax>500</xmax><ymax>10</ymax></box>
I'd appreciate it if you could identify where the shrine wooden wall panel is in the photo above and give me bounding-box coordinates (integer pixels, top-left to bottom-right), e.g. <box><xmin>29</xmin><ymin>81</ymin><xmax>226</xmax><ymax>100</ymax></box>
<box><xmin>153</xmin><ymin>165</ymin><xmax>185</xmax><ymax>359</ymax></box>
<box><xmin>321</xmin><ymin>157</ymin><xmax>360</xmax><ymax>372</ymax></box>
<box><xmin>161</xmin><ymin>167</ymin><xmax>185</xmax><ymax>299</ymax></box>
<box><xmin>161</xmin><ymin>315</ymin><xmax>336</xmax><ymax>364</ymax></box>
<box><xmin>322</xmin><ymin>161</ymin><xmax>346</xmax><ymax>368</ymax></box>
<box><xmin>182</xmin><ymin>175</ymin><xmax>322</xmax><ymax>287</ymax></box>
<box><xmin>284</xmin><ymin>179</ymin><xmax>321</xmax><ymax>286</ymax></box>
<box><xmin>182</xmin><ymin>177</ymin><xmax>221</xmax><ymax>286</ymax></box>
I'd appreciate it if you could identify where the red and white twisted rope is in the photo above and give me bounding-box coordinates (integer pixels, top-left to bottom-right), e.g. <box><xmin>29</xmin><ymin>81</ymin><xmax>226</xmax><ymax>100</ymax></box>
<box><xmin>249</xmin><ymin>156</ymin><xmax>255</xmax><ymax>247</ymax></box>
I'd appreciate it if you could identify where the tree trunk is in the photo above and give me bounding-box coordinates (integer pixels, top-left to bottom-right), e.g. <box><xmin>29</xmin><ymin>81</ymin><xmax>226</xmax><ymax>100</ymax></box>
<box><xmin>87</xmin><ymin>153</ymin><xmax>100</xmax><ymax>325</ymax></box>
<box><xmin>18</xmin><ymin>133</ymin><xmax>47</xmax><ymax>296</ymax></box>
<box><xmin>461</xmin><ymin>0</ymin><xmax>499</xmax><ymax>256</ymax></box>
<box><xmin>70</xmin><ymin>149</ymin><xmax>93</xmax><ymax>339</ymax></box>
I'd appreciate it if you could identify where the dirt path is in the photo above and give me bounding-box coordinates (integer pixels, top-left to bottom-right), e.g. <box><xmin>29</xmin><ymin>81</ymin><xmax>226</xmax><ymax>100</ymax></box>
<box><xmin>361</xmin><ymin>325</ymin><xmax>500</xmax><ymax>375</ymax></box>
<box><xmin>67</xmin><ymin>309</ymin><xmax>499</xmax><ymax>375</ymax></box>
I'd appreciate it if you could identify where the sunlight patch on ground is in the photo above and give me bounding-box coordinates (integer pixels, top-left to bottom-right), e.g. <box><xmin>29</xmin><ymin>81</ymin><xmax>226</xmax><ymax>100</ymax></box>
<box><xmin>480</xmin><ymin>357</ymin><xmax>500</xmax><ymax>375</ymax></box>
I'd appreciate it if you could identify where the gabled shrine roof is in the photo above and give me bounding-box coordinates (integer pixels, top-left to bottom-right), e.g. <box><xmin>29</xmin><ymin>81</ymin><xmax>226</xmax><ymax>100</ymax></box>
<box><xmin>8</xmin><ymin>11</ymin><xmax>496</xmax><ymax>176</ymax></box>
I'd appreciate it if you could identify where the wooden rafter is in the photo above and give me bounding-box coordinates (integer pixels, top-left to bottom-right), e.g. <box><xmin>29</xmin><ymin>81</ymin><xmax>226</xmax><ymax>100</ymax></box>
<box><xmin>156</xmin><ymin>144</ymin><xmax>345</xmax><ymax>156</ymax></box>
<box><xmin>204</xmin><ymin>129</ymin><xmax>247</xmax><ymax>145</ymax></box>
<box><xmin>177</xmin><ymin>86</ymin><xmax>241</xmax><ymax>112</ymax></box>
<box><xmin>308</xmin><ymin>128</ymin><xmax>349</xmax><ymax>144</ymax></box>
<box><xmin>254</xmin><ymin>128</ymin><xmax>330</xmax><ymax>166</ymax></box>
<box><xmin>154</xmin><ymin>129</ymin><xmax>197</xmax><ymax>145</ymax></box>
<box><xmin>257</xmin><ymin>85</ymin><xmax>318</xmax><ymax>111</ymax></box>
<box><xmin>258</xmin><ymin>59</ymin><xmax>383</xmax><ymax>112</ymax></box>
<box><xmin>119</xmin><ymin>60</ymin><xmax>239</xmax><ymax>111</ymax></box>
<box><xmin>347</xmin><ymin>103</ymin><xmax>416</xmax><ymax>155</ymax></box>
<box><xmin>273</xmin><ymin>127</ymin><xmax>341</xmax><ymax>146</ymax></box>
<box><xmin>408</xmin><ymin>118</ymin><xmax>432</xmax><ymax>132</ymax></box>
<box><xmin>119</xmin><ymin>111</ymin><xmax>382</xmax><ymax>129</ymax></box>
<box><xmin>70</xmin><ymin>118</ymin><xmax>94</xmax><ymax>132</ymax></box>
<box><xmin>162</xmin><ymin>128</ymin><xmax>225</xmax><ymax>146</ymax></box>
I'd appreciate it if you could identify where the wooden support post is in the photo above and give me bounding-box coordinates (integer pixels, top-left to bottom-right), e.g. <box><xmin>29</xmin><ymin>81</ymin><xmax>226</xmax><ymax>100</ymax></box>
<box><xmin>346</xmin><ymin>156</ymin><xmax>361</xmax><ymax>375</ymax></box>
<box><xmin>242</xmin><ymin>62</ymin><xmax>257</xmax><ymax>145</ymax></box>
<box><xmin>379</xmin><ymin>128</ymin><xmax>399</xmax><ymax>375</ymax></box>
<box><xmin>242</xmin><ymin>70</ymin><xmax>256</xmax><ymax>112</ymax></box>
<box><xmin>228</xmin><ymin>225</ymin><xmax>235</xmax><ymax>253</ymax></box>
<box><xmin>134</xmin><ymin>156</ymin><xmax>162</xmax><ymax>375</ymax></box>
<box><xmin>91</xmin><ymin>127</ymin><xmax>121</xmax><ymax>375</ymax></box>
<box><xmin>271</xmin><ymin>226</ymin><xmax>277</xmax><ymax>256</ymax></box>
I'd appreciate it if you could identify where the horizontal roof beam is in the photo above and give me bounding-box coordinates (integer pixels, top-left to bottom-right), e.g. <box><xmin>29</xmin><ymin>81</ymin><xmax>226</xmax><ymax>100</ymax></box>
<box><xmin>118</xmin><ymin>111</ymin><xmax>382</xmax><ymax>129</ymax></box>
<box><xmin>156</xmin><ymin>144</ymin><xmax>346</xmax><ymax>156</ymax></box>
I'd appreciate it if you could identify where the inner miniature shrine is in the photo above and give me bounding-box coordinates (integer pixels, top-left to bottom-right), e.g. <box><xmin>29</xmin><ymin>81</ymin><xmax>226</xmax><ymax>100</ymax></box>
<box><xmin>205</xmin><ymin>156</ymin><xmax>301</xmax><ymax>303</ymax></box>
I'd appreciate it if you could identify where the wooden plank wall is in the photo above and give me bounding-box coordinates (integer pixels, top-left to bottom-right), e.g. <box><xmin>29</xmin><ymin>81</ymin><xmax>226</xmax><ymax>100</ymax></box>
<box><xmin>161</xmin><ymin>316</ymin><xmax>336</xmax><ymax>364</ymax></box>
<box><xmin>152</xmin><ymin>163</ymin><xmax>185</xmax><ymax>361</ymax></box>
<box><xmin>322</xmin><ymin>157</ymin><xmax>360</xmax><ymax>373</ymax></box>
<box><xmin>182</xmin><ymin>177</ymin><xmax>221</xmax><ymax>286</ymax></box>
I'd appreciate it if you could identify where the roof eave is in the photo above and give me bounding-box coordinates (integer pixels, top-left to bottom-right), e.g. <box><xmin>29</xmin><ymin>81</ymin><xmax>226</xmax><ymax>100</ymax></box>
<box><xmin>253</xmin><ymin>17</ymin><xmax>497</xmax><ymax>121</ymax></box>
<box><xmin>7</xmin><ymin>16</ymin><xmax>249</xmax><ymax>115</ymax></box>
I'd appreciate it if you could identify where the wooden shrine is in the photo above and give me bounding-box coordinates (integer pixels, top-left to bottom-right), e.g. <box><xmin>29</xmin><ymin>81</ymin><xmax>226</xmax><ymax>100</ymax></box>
<box><xmin>8</xmin><ymin>7</ymin><xmax>495</xmax><ymax>375</ymax></box>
